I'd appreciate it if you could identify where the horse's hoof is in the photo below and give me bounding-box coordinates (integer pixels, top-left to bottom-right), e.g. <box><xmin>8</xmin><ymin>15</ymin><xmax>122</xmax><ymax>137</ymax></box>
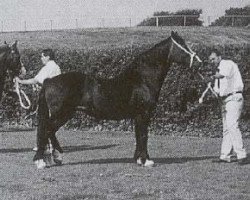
<box><xmin>144</xmin><ymin>159</ymin><xmax>154</xmax><ymax>167</ymax></box>
<box><xmin>52</xmin><ymin>150</ymin><xmax>63</xmax><ymax>165</ymax></box>
<box><xmin>136</xmin><ymin>158</ymin><xmax>142</xmax><ymax>165</ymax></box>
<box><xmin>136</xmin><ymin>158</ymin><xmax>154</xmax><ymax>167</ymax></box>
<box><xmin>54</xmin><ymin>158</ymin><xmax>63</xmax><ymax>165</ymax></box>
<box><xmin>34</xmin><ymin>159</ymin><xmax>46</xmax><ymax>169</ymax></box>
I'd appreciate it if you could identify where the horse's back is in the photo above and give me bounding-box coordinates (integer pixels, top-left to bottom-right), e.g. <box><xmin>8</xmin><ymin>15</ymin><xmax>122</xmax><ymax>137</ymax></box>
<box><xmin>42</xmin><ymin>72</ymin><xmax>85</xmax><ymax>114</ymax></box>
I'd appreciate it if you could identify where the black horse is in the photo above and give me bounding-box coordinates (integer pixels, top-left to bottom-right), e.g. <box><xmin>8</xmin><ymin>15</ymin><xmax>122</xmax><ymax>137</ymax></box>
<box><xmin>0</xmin><ymin>41</ymin><xmax>26</xmax><ymax>102</ymax></box>
<box><xmin>34</xmin><ymin>31</ymin><xmax>202</xmax><ymax>169</ymax></box>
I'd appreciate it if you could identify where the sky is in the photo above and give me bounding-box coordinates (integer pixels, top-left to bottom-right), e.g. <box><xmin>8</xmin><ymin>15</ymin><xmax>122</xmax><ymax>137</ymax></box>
<box><xmin>0</xmin><ymin>0</ymin><xmax>249</xmax><ymax>31</ymax></box>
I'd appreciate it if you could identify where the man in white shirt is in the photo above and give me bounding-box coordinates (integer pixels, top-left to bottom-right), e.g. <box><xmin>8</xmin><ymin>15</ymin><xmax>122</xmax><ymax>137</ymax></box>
<box><xmin>209</xmin><ymin>49</ymin><xmax>248</xmax><ymax>165</ymax></box>
<box><xmin>16</xmin><ymin>48</ymin><xmax>61</xmax><ymax>152</ymax></box>
<box><xmin>16</xmin><ymin>48</ymin><xmax>61</xmax><ymax>85</ymax></box>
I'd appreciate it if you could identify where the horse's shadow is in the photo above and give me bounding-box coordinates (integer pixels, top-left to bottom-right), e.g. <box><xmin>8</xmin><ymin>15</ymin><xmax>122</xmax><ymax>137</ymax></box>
<box><xmin>63</xmin><ymin>155</ymin><xmax>217</xmax><ymax>166</ymax></box>
<box><xmin>0</xmin><ymin>144</ymin><xmax>118</xmax><ymax>154</ymax></box>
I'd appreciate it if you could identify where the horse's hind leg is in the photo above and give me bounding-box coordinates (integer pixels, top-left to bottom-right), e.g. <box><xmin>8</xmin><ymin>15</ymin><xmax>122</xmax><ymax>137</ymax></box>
<box><xmin>48</xmin><ymin>108</ymin><xmax>75</xmax><ymax>165</ymax></box>
<box><xmin>134</xmin><ymin>114</ymin><xmax>154</xmax><ymax>167</ymax></box>
<box><xmin>49</xmin><ymin>132</ymin><xmax>63</xmax><ymax>165</ymax></box>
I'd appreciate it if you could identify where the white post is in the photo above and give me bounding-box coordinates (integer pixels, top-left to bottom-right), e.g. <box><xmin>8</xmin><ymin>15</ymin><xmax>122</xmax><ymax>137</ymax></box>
<box><xmin>75</xmin><ymin>19</ymin><xmax>78</xmax><ymax>29</ymax></box>
<box><xmin>24</xmin><ymin>21</ymin><xmax>27</xmax><ymax>32</ymax></box>
<box><xmin>50</xmin><ymin>20</ymin><xmax>53</xmax><ymax>32</ymax></box>
<box><xmin>183</xmin><ymin>16</ymin><xmax>186</xmax><ymax>26</ymax></box>
<box><xmin>156</xmin><ymin>17</ymin><xmax>159</xmax><ymax>27</ymax></box>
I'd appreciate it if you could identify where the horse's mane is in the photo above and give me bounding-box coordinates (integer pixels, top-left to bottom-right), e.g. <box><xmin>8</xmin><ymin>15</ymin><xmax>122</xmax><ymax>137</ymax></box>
<box><xmin>0</xmin><ymin>44</ymin><xmax>10</xmax><ymax>54</ymax></box>
<box><xmin>171</xmin><ymin>32</ymin><xmax>189</xmax><ymax>51</ymax></box>
<box><xmin>153</xmin><ymin>36</ymin><xmax>171</xmax><ymax>48</ymax></box>
<box><xmin>90</xmin><ymin>36</ymin><xmax>173</xmax><ymax>86</ymax></box>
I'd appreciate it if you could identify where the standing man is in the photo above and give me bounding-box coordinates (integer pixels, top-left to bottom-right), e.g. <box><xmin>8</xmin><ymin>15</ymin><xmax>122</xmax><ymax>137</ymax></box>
<box><xmin>209</xmin><ymin>49</ymin><xmax>248</xmax><ymax>165</ymax></box>
<box><xmin>16</xmin><ymin>48</ymin><xmax>61</xmax><ymax>152</ymax></box>
<box><xmin>16</xmin><ymin>48</ymin><xmax>61</xmax><ymax>85</ymax></box>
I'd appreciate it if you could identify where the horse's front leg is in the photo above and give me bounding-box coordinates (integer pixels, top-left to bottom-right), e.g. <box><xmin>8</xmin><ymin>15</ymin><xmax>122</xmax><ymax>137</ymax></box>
<box><xmin>134</xmin><ymin>114</ymin><xmax>154</xmax><ymax>167</ymax></box>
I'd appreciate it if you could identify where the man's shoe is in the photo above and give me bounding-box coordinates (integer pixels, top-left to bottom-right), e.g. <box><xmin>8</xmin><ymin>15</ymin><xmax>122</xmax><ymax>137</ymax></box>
<box><xmin>212</xmin><ymin>158</ymin><xmax>231</xmax><ymax>163</ymax></box>
<box><xmin>238</xmin><ymin>158</ymin><xmax>248</xmax><ymax>165</ymax></box>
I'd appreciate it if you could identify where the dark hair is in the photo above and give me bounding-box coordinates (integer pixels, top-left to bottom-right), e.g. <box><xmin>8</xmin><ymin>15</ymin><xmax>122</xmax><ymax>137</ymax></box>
<box><xmin>42</xmin><ymin>48</ymin><xmax>55</xmax><ymax>60</ymax></box>
<box><xmin>210</xmin><ymin>48</ymin><xmax>222</xmax><ymax>56</ymax></box>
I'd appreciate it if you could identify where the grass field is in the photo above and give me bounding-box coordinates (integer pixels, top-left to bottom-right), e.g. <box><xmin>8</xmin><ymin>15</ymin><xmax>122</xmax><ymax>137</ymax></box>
<box><xmin>0</xmin><ymin>26</ymin><xmax>249</xmax><ymax>51</ymax></box>
<box><xmin>0</xmin><ymin>129</ymin><xmax>249</xmax><ymax>200</ymax></box>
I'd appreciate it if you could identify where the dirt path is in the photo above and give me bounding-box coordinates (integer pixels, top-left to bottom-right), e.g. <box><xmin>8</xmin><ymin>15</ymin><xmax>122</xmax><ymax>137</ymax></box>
<box><xmin>0</xmin><ymin>130</ymin><xmax>249</xmax><ymax>200</ymax></box>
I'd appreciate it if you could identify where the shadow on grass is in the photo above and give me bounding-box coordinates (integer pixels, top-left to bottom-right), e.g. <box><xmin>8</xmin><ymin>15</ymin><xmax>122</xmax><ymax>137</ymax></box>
<box><xmin>63</xmin><ymin>155</ymin><xmax>217</xmax><ymax>166</ymax></box>
<box><xmin>0</xmin><ymin>144</ymin><xmax>118</xmax><ymax>154</ymax></box>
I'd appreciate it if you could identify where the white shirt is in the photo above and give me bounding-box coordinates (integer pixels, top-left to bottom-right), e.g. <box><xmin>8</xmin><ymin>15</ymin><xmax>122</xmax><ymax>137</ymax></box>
<box><xmin>34</xmin><ymin>60</ymin><xmax>61</xmax><ymax>84</ymax></box>
<box><xmin>213</xmin><ymin>59</ymin><xmax>244</xmax><ymax>97</ymax></box>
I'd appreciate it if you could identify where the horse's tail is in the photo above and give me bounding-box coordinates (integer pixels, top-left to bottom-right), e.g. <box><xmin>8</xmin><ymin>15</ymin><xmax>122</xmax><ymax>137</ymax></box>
<box><xmin>33</xmin><ymin>85</ymin><xmax>50</xmax><ymax>161</ymax></box>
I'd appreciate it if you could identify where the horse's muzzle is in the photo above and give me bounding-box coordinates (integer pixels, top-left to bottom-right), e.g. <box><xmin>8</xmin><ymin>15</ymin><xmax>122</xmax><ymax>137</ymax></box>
<box><xmin>19</xmin><ymin>65</ymin><xmax>26</xmax><ymax>77</ymax></box>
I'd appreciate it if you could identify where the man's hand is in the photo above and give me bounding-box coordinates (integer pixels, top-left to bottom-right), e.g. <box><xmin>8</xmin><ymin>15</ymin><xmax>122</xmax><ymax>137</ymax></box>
<box><xmin>203</xmin><ymin>76</ymin><xmax>215</xmax><ymax>84</ymax></box>
<box><xmin>213</xmin><ymin>72</ymin><xmax>224</xmax><ymax>79</ymax></box>
<box><xmin>14</xmin><ymin>77</ymin><xmax>23</xmax><ymax>84</ymax></box>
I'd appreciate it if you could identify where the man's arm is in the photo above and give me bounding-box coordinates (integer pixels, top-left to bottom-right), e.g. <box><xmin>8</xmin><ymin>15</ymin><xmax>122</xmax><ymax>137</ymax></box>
<box><xmin>16</xmin><ymin>77</ymin><xmax>38</xmax><ymax>85</ymax></box>
<box><xmin>213</xmin><ymin>71</ymin><xmax>225</xmax><ymax>79</ymax></box>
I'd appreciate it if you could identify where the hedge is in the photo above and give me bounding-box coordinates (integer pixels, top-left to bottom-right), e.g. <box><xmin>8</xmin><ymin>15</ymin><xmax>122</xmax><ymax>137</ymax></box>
<box><xmin>0</xmin><ymin>39</ymin><xmax>249</xmax><ymax>138</ymax></box>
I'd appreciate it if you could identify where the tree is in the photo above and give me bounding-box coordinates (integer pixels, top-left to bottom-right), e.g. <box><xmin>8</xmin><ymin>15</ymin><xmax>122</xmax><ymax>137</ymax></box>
<box><xmin>138</xmin><ymin>9</ymin><xmax>203</xmax><ymax>26</ymax></box>
<box><xmin>211</xmin><ymin>6</ymin><xmax>250</xmax><ymax>26</ymax></box>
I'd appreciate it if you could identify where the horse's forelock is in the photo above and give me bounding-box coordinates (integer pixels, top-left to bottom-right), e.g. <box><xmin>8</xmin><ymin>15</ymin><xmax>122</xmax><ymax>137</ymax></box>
<box><xmin>0</xmin><ymin>44</ymin><xmax>10</xmax><ymax>54</ymax></box>
<box><xmin>172</xmin><ymin>33</ymin><xmax>190</xmax><ymax>51</ymax></box>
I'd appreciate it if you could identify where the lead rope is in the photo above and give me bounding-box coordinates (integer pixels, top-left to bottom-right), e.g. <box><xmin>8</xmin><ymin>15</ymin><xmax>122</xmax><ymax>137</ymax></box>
<box><xmin>13</xmin><ymin>77</ymin><xmax>31</xmax><ymax>109</ymax></box>
<box><xmin>197</xmin><ymin>72</ymin><xmax>218</xmax><ymax>103</ymax></box>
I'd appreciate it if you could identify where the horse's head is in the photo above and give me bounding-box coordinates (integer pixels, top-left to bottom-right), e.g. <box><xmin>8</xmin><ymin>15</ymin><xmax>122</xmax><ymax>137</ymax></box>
<box><xmin>168</xmin><ymin>31</ymin><xmax>202</xmax><ymax>68</ymax></box>
<box><xmin>4</xmin><ymin>41</ymin><xmax>26</xmax><ymax>79</ymax></box>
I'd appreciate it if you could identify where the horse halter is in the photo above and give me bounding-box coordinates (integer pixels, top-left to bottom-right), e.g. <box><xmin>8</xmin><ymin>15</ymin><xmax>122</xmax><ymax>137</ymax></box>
<box><xmin>169</xmin><ymin>37</ymin><xmax>218</xmax><ymax>103</ymax></box>
<box><xmin>170</xmin><ymin>37</ymin><xmax>202</xmax><ymax>67</ymax></box>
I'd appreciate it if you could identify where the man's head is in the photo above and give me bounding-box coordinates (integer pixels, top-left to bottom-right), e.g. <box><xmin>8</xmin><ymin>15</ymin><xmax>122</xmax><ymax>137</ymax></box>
<box><xmin>209</xmin><ymin>49</ymin><xmax>222</xmax><ymax>67</ymax></box>
<box><xmin>41</xmin><ymin>49</ymin><xmax>55</xmax><ymax>65</ymax></box>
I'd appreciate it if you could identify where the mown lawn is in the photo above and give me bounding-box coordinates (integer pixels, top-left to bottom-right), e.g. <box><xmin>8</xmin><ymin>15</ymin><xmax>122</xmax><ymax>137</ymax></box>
<box><xmin>0</xmin><ymin>129</ymin><xmax>249</xmax><ymax>200</ymax></box>
<box><xmin>0</xmin><ymin>26</ymin><xmax>249</xmax><ymax>51</ymax></box>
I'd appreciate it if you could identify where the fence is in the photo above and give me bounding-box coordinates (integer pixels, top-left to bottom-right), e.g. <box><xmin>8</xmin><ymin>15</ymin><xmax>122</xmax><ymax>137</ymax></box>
<box><xmin>1</xmin><ymin>15</ymin><xmax>250</xmax><ymax>32</ymax></box>
<box><xmin>152</xmin><ymin>15</ymin><xmax>250</xmax><ymax>27</ymax></box>
<box><xmin>0</xmin><ymin>17</ymin><xmax>145</xmax><ymax>32</ymax></box>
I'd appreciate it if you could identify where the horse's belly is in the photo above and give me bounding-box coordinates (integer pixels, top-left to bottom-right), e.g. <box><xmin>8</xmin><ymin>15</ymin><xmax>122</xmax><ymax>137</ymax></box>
<box><xmin>85</xmin><ymin>102</ymin><xmax>133</xmax><ymax>120</ymax></box>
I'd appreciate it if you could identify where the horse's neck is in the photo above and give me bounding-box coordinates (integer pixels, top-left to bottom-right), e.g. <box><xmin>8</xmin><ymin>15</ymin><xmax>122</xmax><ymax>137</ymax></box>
<box><xmin>136</xmin><ymin>49</ymin><xmax>171</xmax><ymax>82</ymax></box>
<box><xmin>0</xmin><ymin>52</ymin><xmax>8</xmax><ymax>101</ymax></box>
<box><xmin>0</xmin><ymin>74</ymin><xmax>6</xmax><ymax>102</ymax></box>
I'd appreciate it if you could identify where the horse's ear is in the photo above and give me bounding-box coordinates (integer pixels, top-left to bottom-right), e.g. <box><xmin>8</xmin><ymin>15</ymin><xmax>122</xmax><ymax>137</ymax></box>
<box><xmin>171</xmin><ymin>31</ymin><xmax>175</xmax><ymax>37</ymax></box>
<box><xmin>11</xmin><ymin>40</ymin><xmax>18</xmax><ymax>49</ymax></box>
<box><xmin>171</xmin><ymin>31</ymin><xmax>178</xmax><ymax>39</ymax></box>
